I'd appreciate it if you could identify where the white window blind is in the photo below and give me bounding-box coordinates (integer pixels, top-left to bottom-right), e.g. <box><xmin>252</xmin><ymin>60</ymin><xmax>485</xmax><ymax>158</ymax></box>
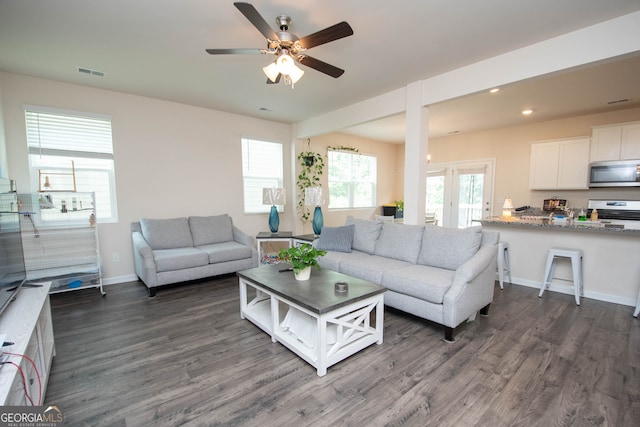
<box><xmin>24</xmin><ymin>106</ymin><xmax>118</xmax><ymax>222</ymax></box>
<box><xmin>328</xmin><ymin>150</ymin><xmax>377</xmax><ymax>209</ymax></box>
<box><xmin>241</xmin><ymin>138</ymin><xmax>283</xmax><ymax>214</ymax></box>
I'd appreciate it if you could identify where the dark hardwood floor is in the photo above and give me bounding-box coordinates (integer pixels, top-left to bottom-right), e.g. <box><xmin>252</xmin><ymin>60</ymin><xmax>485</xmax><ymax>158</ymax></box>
<box><xmin>44</xmin><ymin>275</ymin><xmax>640</xmax><ymax>426</ymax></box>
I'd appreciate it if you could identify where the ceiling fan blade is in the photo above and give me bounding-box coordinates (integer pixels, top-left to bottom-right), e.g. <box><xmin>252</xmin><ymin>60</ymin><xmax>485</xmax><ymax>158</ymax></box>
<box><xmin>206</xmin><ymin>48</ymin><xmax>264</xmax><ymax>55</ymax></box>
<box><xmin>266</xmin><ymin>74</ymin><xmax>281</xmax><ymax>84</ymax></box>
<box><xmin>298</xmin><ymin>56</ymin><xmax>345</xmax><ymax>78</ymax></box>
<box><xmin>234</xmin><ymin>2</ymin><xmax>279</xmax><ymax>41</ymax></box>
<box><xmin>298</xmin><ymin>22</ymin><xmax>353</xmax><ymax>50</ymax></box>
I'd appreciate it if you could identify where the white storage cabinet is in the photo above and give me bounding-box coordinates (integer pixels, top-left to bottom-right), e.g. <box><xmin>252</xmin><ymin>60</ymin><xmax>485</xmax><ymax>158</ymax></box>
<box><xmin>529</xmin><ymin>137</ymin><xmax>590</xmax><ymax>190</ymax></box>
<box><xmin>0</xmin><ymin>282</ymin><xmax>55</xmax><ymax>405</ymax></box>
<box><xmin>590</xmin><ymin>121</ymin><xmax>640</xmax><ymax>162</ymax></box>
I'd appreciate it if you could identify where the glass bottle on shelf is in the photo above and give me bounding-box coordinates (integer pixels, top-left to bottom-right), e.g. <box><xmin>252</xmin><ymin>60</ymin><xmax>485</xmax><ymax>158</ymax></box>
<box><xmin>578</xmin><ymin>208</ymin><xmax>586</xmax><ymax>221</ymax></box>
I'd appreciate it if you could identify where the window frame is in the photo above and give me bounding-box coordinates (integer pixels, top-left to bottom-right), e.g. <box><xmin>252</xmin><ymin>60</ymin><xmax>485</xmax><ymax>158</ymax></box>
<box><xmin>23</xmin><ymin>105</ymin><xmax>118</xmax><ymax>224</ymax></box>
<box><xmin>327</xmin><ymin>149</ymin><xmax>377</xmax><ymax>209</ymax></box>
<box><xmin>241</xmin><ymin>137</ymin><xmax>285</xmax><ymax>215</ymax></box>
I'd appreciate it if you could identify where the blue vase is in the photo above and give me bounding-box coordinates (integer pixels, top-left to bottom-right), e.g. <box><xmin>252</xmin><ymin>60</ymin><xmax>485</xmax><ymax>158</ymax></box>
<box><xmin>312</xmin><ymin>206</ymin><xmax>323</xmax><ymax>235</ymax></box>
<box><xmin>268</xmin><ymin>205</ymin><xmax>279</xmax><ymax>233</ymax></box>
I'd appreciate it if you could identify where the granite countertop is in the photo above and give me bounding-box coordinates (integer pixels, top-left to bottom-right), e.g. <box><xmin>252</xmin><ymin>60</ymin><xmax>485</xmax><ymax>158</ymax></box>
<box><xmin>480</xmin><ymin>216</ymin><xmax>640</xmax><ymax>234</ymax></box>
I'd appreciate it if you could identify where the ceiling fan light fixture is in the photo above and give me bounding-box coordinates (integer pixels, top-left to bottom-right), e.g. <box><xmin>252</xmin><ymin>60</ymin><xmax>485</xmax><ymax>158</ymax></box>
<box><xmin>276</xmin><ymin>52</ymin><xmax>296</xmax><ymax>75</ymax></box>
<box><xmin>263</xmin><ymin>62</ymin><xmax>280</xmax><ymax>82</ymax></box>
<box><xmin>288</xmin><ymin>63</ymin><xmax>304</xmax><ymax>84</ymax></box>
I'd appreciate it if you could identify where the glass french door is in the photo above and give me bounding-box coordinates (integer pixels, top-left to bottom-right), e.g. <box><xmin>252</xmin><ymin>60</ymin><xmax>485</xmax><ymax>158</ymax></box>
<box><xmin>426</xmin><ymin>160</ymin><xmax>494</xmax><ymax>228</ymax></box>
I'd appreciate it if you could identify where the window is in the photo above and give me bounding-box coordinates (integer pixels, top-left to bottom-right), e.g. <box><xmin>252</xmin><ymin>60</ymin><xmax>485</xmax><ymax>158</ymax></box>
<box><xmin>241</xmin><ymin>138</ymin><xmax>283</xmax><ymax>214</ymax></box>
<box><xmin>328</xmin><ymin>150</ymin><xmax>377</xmax><ymax>209</ymax></box>
<box><xmin>24</xmin><ymin>106</ymin><xmax>118</xmax><ymax>223</ymax></box>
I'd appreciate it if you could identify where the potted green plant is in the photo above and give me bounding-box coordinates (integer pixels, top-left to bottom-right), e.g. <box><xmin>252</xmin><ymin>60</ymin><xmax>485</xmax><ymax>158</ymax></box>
<box><xmin>296</xmin><ymin>150</ymin><xmax>325</xmax><ymax>223</ymax></box>
<box><xmin>278</xmin><ymin>244</ymin><xmax>327</xmax><ymax>281</ymax></box>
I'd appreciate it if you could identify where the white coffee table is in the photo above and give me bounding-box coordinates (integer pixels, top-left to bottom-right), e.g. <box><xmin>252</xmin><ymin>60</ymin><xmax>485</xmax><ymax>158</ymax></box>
<box><xmin>237</xmin><ymin>264</ymin><xmax>385</xmax><ymax>376</ymax></box>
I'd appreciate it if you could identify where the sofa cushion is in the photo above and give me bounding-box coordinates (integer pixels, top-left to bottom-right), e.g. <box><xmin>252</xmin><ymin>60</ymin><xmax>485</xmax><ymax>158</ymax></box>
<box><xmin>339</xmin><ymin>254</ymin><xmax>411</xmax><ymax>285</ymax></box>
<box><xmin>198</xmin><ymin>241</ymin><xmax>253</xmax><ymax>264</ymax></box>
<box><xmin>140</xmin><ymin>217</ymin><xmax>194</xmax><ymax>250</ymax></box>
<box><xmin>189</xmin><ymin>215</ymin><xmax>234</xmax><ymax>246</ymax></box>
<box><xmin>382</xmin><ymin>265</ymin><xmax>455</xmax><ymax>304</ymax></box>
<box><xmin>152</xmin><ymin>247</ymin><xmax>208</xmax><ymax>272</ymax></box>
<box><xmin>418</xmin><ymin>225</ymin><xmax>482</xmax><ymax>270</ymax></box>
<box><xmin>374</xmin><ymin>222</ymin><xmax>424</xmax><ymax>264</ymax></box>
<box><xmin>317</xmin><ymin>249</ymin><xmax>369</xmax><ymax>272</ymax></box>
<box><xmin>316</xmin><ymin>224</ymin><xmax>355</xmax><ymax>253</ymax></box>
<box><xmin>345</xmin><ymin>216</ymin><xmax>383</xmax><ymax>255</ymax></box>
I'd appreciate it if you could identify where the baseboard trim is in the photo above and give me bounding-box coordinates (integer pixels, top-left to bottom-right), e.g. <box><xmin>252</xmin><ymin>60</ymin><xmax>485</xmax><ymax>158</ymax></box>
<box><xmin>102</xmin><ymin>274</ymin><xmax>138</xmax><ymax>286</ymax></box>
<box><xmin>497</xmin><ymin>274</ymin><xmax>636</xmax><ymax>307</ymax></box>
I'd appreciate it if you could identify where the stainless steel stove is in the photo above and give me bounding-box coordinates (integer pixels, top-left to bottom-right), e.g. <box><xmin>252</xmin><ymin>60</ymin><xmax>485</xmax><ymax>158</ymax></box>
<box><xmin>588</xmin><ymin>199</ymin><xmax>640</xmax><ymax>221</ymax></box>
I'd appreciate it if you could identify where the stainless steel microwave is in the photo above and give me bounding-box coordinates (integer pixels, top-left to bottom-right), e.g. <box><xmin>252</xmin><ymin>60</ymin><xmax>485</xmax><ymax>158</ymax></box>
<box><xmin>589</xmin><ymin>160</ymin><xmax>640</xmax><ymax>187</ymax></box>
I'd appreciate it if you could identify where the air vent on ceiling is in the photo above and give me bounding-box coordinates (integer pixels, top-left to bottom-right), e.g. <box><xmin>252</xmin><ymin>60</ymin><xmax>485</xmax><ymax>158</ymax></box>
<box><xmin>77</xmin><ymin>67</ymin><xmax>105</xmax><ymax>77</ymax></box>
<box><xmin>607</xmin><ymin>97</ymin><xmax>630</xmax><ymax>105</ymax></box>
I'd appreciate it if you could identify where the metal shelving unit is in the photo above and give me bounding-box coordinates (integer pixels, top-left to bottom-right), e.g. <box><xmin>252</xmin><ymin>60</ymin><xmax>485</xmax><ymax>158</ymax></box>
<box><xmin>18</xmin><ymin>192</ymin><xmax>104</xmax><ymax>295</ymax></box>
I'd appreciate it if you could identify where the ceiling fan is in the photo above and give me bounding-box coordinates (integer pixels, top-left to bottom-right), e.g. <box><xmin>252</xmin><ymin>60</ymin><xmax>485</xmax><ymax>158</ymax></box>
<box><xmin>206</xmin><ymin>2</ymin><xmax>353</xmax><ymax>87</ymax></box>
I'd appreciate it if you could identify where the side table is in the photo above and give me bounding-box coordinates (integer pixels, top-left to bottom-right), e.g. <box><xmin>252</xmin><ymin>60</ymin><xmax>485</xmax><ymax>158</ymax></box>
<box><xmin>256</xmin><ymin>231</ymin><xmax>292</xmax><ymax>265</ymax></box>
<box><xmin>292</xmin><ymin>234</ymin><xmax>317</xmax><ymax>247</ymax></box>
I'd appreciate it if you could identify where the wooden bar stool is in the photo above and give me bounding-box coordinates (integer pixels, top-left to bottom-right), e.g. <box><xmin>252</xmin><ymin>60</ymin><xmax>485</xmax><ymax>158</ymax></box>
<box><xmin>497</xmin><ymin>241</ymin><xmax>512</xmax><ymax>289</ymax></box>
<box><xmin>539</xmin><ymin>247</ymin><xmax>584</xmax><ymax>305</ymax></box>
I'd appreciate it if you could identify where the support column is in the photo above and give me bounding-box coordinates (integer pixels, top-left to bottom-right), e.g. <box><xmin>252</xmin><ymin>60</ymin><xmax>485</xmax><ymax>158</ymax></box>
<box><xmin>403</xmin><ymin>81</ymin><xmax>429</xmax><ymax>225</ymax></box>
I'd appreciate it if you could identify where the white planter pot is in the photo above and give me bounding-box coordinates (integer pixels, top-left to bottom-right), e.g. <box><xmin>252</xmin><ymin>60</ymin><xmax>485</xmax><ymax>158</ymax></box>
<box><xmin>294</xmin><ymin>266</ymin><xmax>311</xmax><ymax>281</ymax></box>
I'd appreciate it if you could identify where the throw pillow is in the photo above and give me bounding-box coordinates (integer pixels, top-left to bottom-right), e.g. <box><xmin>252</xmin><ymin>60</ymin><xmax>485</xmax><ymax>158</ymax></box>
<box><xmin>140</xmin><ymin>217</ymin><xmax>194</xmax><ymax>250</ymax></box>
<box><xmin>374</xmin><ymin>222</ymin><xmax>424</xmax><ymax>263</ymax></box>
<box><xmin>418</xmin><ymin>225</ymin><xmax>482</xmax><ymax>270</ymax></box>
<box><xmin>345</xmin><ymin>216</ymin><xmax>383</xmax><ymax>254</ymax></box>
<box><xmin>189</xmin><ymin>215</ymin><xmax>234</xmax><ymax>246</ymax></box>
<box><xmin>316</xmin><ymin>224</ymin><xmax>355</xmax><ymax>253</ymax></box>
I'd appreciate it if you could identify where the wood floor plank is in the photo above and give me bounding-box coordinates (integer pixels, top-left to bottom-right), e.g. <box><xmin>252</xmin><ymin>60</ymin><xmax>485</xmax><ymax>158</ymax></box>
<box><xmin>43</xmin><ymin>276</ymin><xmax>640</xmax><ymax>426</ymax></box>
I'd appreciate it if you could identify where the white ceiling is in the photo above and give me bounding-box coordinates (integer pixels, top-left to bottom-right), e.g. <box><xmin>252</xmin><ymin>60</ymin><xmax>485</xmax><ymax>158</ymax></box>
<box><xmin>1</xmin><ymin>0</ymin><xmax>640</xmax><ymax>141</ymax></box>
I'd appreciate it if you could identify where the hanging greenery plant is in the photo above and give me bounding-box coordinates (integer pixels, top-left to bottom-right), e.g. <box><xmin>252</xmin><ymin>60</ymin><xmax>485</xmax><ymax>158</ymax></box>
<box><xmin>327</xmin><ymin>145</ymin><xmax>359</xmax><ymax>153</ymax></box>
<box><xmin>296</xmin><ymin>147</ymin><xmax>325</xmax><ymax>223</ymax></box>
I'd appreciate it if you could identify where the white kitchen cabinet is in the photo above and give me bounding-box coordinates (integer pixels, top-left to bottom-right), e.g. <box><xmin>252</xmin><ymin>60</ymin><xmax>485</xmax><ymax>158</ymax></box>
<box><xmin>529</xmin><ymin>137</ymin><xmax>590</xmax><ymax>190</ymax></box>
<box><xmin>621</xmin><ymin>123</ymin><xmax>640</xmax><ymax>159</ymax></box>
<box><xmin>590</xmin><ymin>121</ymin><xmax>640</xmax><ymax>162</ymax></box>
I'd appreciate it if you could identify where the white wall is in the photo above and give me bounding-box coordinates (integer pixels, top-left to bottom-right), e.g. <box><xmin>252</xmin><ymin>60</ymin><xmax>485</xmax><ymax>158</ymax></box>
<box><xmin>0</xmin><ymin>72</ymin><xmax>294</xmax><ymax>284</ymax></box>
<box><xmin>0</xmin><ymin>77</ymin><xmax>7</xmax><ymax>178</ymax></box>
<box><xmin>428</xmin><ymin>106</ymin><xmax>640</xmax><ymax>214</ymax></box>
<box><xmin>0</xmin><ymin>72</ymin><xmax>403</xmax><ymax>284</ymax></box>
<box><xmin>291</xmin><ymin>133</ymin><xmax>403</xmax><ymax>234</ymax></box>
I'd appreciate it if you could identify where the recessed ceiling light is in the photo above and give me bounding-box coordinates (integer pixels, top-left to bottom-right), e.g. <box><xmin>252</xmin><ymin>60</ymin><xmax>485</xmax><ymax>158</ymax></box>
<box><xmin>521</xmin><ymin>109</ymin><xmax>533</xmax><ymax>115</ymax></box>
<box><xmin>258</xmin><ymin>107</ymin><xmax>271</xmax><ymax>112</ymax></box>
<box><xmin>489</xmin><ymin>88</ymin><xmax>500</xmax><ymax>93</ymax></box>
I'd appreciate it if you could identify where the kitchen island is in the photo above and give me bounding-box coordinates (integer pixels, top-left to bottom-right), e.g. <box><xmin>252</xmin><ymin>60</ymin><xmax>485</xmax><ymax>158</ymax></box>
<box><xmin>481</xmin><ymin>217</ymin><xmax>640</xmax><ymax>308</ymax></box>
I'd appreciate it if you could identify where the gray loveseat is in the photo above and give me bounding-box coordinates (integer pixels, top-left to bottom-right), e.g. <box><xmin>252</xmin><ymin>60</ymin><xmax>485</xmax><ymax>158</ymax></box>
<box><xmin>131</xmin><ymin>215</ymin><xmax>258</xmax><ymax>296</ymax></box>
<box><xmin>314</xmin><ymin>217</ymin><xmax>499</xmax><ymax>341</ymax></box>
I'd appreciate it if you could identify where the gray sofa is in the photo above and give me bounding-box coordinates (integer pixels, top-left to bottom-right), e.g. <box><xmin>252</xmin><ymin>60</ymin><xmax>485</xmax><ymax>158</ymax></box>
<box><xmin>131</xmin><ymin>215</ymin><xmax>258</xmax><ymax>296</ymax></box>
<box><xmin>314</xmin><ymin>217</ymin><xmax>499</xmax><ymax>341</ymax></box>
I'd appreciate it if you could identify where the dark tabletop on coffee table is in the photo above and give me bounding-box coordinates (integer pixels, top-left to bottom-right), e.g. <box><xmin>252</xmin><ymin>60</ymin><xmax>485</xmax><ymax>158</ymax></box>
<box><xmin>237</xmin><ymin>264</ymin><xmax>385</xmax><ymax>314</ymax></box>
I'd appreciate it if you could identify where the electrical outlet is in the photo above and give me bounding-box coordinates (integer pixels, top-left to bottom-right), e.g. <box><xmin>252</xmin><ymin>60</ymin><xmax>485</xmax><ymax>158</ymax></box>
<box><xmin>112</xmin><ymin>252</ymin><xmax>120</xmax><ymax>262</ymax></box>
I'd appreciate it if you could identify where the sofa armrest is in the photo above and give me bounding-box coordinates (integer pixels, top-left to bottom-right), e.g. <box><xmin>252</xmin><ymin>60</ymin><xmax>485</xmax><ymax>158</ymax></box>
<box><xmin>452</xmin><ymin>244</ymin><xmax>498</xmax><ymax>287</ymax></box>
<box><xmin>131</xmin><ymin>231</ymin><xmax>158</xmax><ymax>287</ymax></box>
<box><xmin>232</xmin><ymin>225</ymin><xmax>254</xmax><ymax>247</ymax></box>
<box><xmin>442</xmin><ymin>243</ymin><xmax>498</xmax><ymax>327</ymax></box>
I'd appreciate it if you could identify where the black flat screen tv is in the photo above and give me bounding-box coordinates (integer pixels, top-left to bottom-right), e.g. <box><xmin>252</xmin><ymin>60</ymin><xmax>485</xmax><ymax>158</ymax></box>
<box><xmin>0</xmin><ymin>179</ymin><xmax>26</xmax><ymax>316</ymax></box>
